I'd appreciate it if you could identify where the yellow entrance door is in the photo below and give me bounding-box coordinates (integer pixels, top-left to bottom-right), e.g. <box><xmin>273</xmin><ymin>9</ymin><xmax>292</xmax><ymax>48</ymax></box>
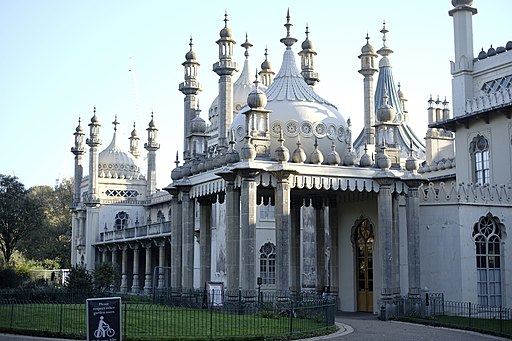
<box><xmin>356</xmin><ymin>219</ymin><xmax>374</xmax><ymax>312</ymax></box>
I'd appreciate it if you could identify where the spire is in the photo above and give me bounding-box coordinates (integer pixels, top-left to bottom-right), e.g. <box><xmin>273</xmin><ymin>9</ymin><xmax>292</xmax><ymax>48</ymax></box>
<box><xmin>129</xmin><ymin>121</ymin><xmax>141</xmax><ymax>158</ymax></box>
<box><xmin>241</xmin><ymin>33</ymin><xmax>252</xmax><ymax>59</ymax></box>
<box><xmin>280</xmin><ymin>9</ymin><xmax>298</xmax><ymax>49</ymax></box>
<box><xmin>145</xmin><ymin>112</ymin><xmax>160</xmax><ymax>152</ymax></box>
<box><xmin>259</xmin><ymin>47</ymin><xmax>275</xmax><ymax>87</ymax></box>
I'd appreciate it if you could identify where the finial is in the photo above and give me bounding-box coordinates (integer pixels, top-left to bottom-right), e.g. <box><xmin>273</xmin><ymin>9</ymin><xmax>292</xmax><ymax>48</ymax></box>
<box><xmin>264</xmin><ymin>46</ymin><xmax>268</xmax><ymax>60</ymax></box>
<box><xmin>197</xmin><ymin>99</ymin><xmax>200</xmax><ymax>111</ymax></box>
<box><xmin>398</xmin><ymin>82</ymin><xmax>401</xmax><ymax>90</ymax></box>
<box><xmin>93</xmin><ymin>105</ymin><xmax>96</xmax><ymax>114</ymax></box>
<box><xmin>224</xmin><ymin>10</ymin><xmax>228</xmax><ymax>28</ymax></box>
<box><xmin>175</xmin><ymin>151</ymin><xmax>180</xmax><ymax>168</ymax></box>
<box><xmin>133</xmin><ymin>121</ymin><xmax>136</xmax><ymax>129</ymax></box>
<box><xmin>381</xmin><ymin>20</ymin><xmax>388</xmax><ymax>47</ymax></box>
<box><xmin>409</xmin><ymin>140</ymin><xmax>414</xmax><ymax>157</ymax></box>
<box><xmin>78</xmin><ymin>117</ymin><xmax>81</xmax><ymax>125</ymax></box>
<box><xmin>365</xmin><ymin>33</ymin><xmax>370</xmax><ymax>43</ymax></box>
<box><xmin>151</xmin><ymin>111</ymin><xmax>154</xmax><ymax>119</ymax></box>
<box><xmin>285</xmin><ymin>8</ymin><xmax>291</xmax><ymax>35</ymax></box>
<box><xmin>189</xmin><ymin>36</ymin><xmax>193</xmax><ymax>51</ymax></box>
<box><xmin>253</xmin><ymin>69</ymin><xmax>260</xmax><ymax>86</ymax></box>
<box><xmin>241</xmin><ymin>33</ymin><xmax>253</xmax><ymax>59</ymax></box>
<box><xmin>280</xmin><ymin>9</ymin><xmax>297</xmax><ymax>48</ymax></box>
<box><xmin>305</xmin><ymin>24</ymin><xmax>310</xmax><ymax>39</ymax></box>
<box><xmin>112</xmin><ymin>115</ymin><xmax>119</xmax><ymax>131</ymax></box>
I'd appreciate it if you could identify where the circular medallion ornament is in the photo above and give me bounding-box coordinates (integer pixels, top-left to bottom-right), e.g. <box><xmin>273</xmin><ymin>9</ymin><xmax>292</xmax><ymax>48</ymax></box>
<box><xmin>271</xmin><ymin>121</ymin><xmax>283</xmax><ymax>137</ymax></box>
<box><xmin>236</xmin><ymin>126</ymin><xmax>245</xmax><ymax>141</ymax></box>
<box><xmin>337</xmin><ymin>126</ymin><xmax>345</xmax><ymax>142</ymax></box>
<box><xmin>300</xmin><ymin>121</ymin><xmax>313</xmax><ymax>137</ymax></box>
<box><xmin>313</xmin><ymin>122</ymin><xmax>327</xmax><ymax>138</ymax></box>
<box><xmin>285</xmin><ymin>120</ymin><xmax>299</xmax><ymax>137</ymax></box>
<box><xmin>327</xmin><ymin>124</ymin><xmax>337</xmax><ymax>140</ymax></box>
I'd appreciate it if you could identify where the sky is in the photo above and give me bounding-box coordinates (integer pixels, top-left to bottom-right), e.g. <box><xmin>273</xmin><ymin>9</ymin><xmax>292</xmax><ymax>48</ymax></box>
<box><xmin>0</xmin><ymin>1</ymin><xmax>510</xmax><ymax>189</ymax></box>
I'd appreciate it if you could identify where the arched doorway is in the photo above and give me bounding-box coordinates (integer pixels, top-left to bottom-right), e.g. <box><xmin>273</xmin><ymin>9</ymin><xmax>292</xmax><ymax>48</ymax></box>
<box><xmin>354</xmin><ymin>218</ymin><xmax>374</xmax><ymax>312</ymax></box>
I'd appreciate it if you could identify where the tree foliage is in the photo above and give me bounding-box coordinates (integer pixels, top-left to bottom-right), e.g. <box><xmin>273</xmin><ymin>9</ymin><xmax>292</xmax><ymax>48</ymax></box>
<box><xmin>93</xmin><ymin>262</ymin><xmax>121</xmax><ymax>291</ymax></box>
<box><xmin>21</xmin><ymin>179</ymin><xmax>73</xmax><ymax>268</ymax></box>
<box><xmin>64</xmin><ymin>264</ymin><xmax>93</xmax><ymax>290</ymax></box>
<box><xmin>0</xmin><ymin>175</ymin><xmax>43</xmax><ymax>266</ymax></box>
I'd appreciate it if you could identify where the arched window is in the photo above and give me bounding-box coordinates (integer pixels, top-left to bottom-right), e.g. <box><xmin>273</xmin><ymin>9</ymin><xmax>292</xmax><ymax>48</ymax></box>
<box><xmin>114</xmin><ymin>211</ymin><xmax>129</xmax><ymax>230</ymax></box>
<box><xmin>472</xmin><ymin>213</ymin><xmax>504</xmax><ymax>306</ymax></box>
<box><xmin>259</xmin><ymin>242</ymin><xmax>276</xmax><ymax>285</ymax></box>
<box><xmin>157</xmin><ymin>210</ymin><xmax>165</xmax><ymax>223</ymax></box>
<box><xmin>470</xmin><ymin>135</ymin><xmax>490</xmax><ymax>185</ymax></box>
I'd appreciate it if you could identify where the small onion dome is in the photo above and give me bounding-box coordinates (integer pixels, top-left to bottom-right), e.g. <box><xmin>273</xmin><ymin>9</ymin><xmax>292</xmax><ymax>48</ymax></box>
<box><xmin>190</xmin><ymin>114</ymin><xmax>206</xmax><ymax>134</ymax></box>
<box><xmin>148</xmin><ymin>115</ymin><xmax>157</xmax><ymax>129</ymax></box>
<box><xmin>359</xmin><ymin>145</ymin><xmax>372</xmax><ymax>167</ymax></box>
<box><xmin>487</xmin><ymin>45</ymin><xmax>496</xmax><ymax>57</ymax></box>
<box><xmin>205</xmin><ymin>156</ymin><xmax>215</xmax><ymax>171</ymax></box>
<box><xmin>478</xmin><ymin>48</ymin><xmax>487</xmax><ymax>60</ymax></box>
<box><xmin>219</xmin><ymin>13</ymin><xmax>233</xmax><ymax>38</ymax></box>
<box><xmin>91</xmin><ymin>112</ymin><xmax>99</xmax><ymax>124</ymax></box>
<box><xmin>247</xmin><ymin>74</ymin><xmax>267</xmax><ymax>109</ymax></box>
<box><xmin>181</xmin><ymin>162</ymin><xmax>192</xmax><ymax>177</ymax></box>
<box><xmin>261</xmin><ymin>48</ymin><xmax>272</xmax><ymax>70</ymax></box>
<box><xmin>376</xmin><ymin>92</ymin><xmax>396</xmax><ymax>123</ymax></box>
<box><xmin>496</xmin><ymin>46</ymin><xmax>506</xmax><ymax>54</ymax></box>
<box><xmin>301</xmin><ymin>27</ymin><xmax>314</xmax><ymax>51</ymax></box>
<box><xmin>405</xmin><ymin>149</ymin><xmax>419</xmax><ymax>173</ymax></box>
<box><xmin>171</xmin><ymin>166</ymin><xmax>183</xmax><ymax>181</ymax></box>
<box><xmin>361</xmin><ymin>34</ymin><xmax>375</xmax><ymax>53</ymax></box>
<box><xmin>376</xmin><ymin>150</ymin><xmax>391</xmax><ymax>170</ymax></box>
<box><xmin>76</xmin><ymin>118</ymin><xmax>84</xmax><ymax>133</ymax></box>
<box><xmin>292</xmin><ymin>137</ymin><xmax>307</xmax><ymax>163</ymax></box>
<box><xmin>185</xmin><ymin>37</ymin><xmax>197</xmax><ymax>61</ymax></box>
<box><xmin>451</xmin><ymin>0</ymin><xmax>473</xmax><ymax>6</ymax></box>
<box><xmin>190</xmin><ymin>160</ymin><xmax>199</xmax><ymax>174</ymax></box>
<box><xmin>274</xmin><ymin>129</ymin><xmax>290</xmax><ymax>163</ymax></box>
<box><xmin>444</xmin><ymin>158</ymin><xmax>453</xmax><ymax>169</ymax></box>
<box><xmin>506</xmin><ymin>41</ymin><xmax>512</xmax><ymax>50</ymax></box>
<box><xmin>326</xmin><ymin>142</ymin><xmax>341</xmax><ymax>165</ymax></box>
<box><xmin>309</xmin><ymin>138</ymin><xmax>324</xmax><ymax>165</ymax></box>
<box><xmin>130</xmin><ymin>124</ymin><xmax>138</xmax><ymax>138</ymax></box>
<box><xmin>342</xmin><ymin>148</ymin><xmax>355</xmax><ymax>166</ymax></box>
<box><xmin>240</xmin><ymin>136</ymin><xmax>256</xmax><ymax>161</ymax></box>
<box><xmin>197</xmin><ymin>159</ymin><xmax>206</xmax><ymax>173</ymax></box>
<box><xmin>225</xmin><ymin>131</ymin><xmax>240</xmax><ymax>164</ymax></box>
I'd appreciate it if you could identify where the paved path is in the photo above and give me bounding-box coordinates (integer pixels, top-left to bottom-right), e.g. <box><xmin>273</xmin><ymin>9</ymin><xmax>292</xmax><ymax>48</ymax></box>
<box><xmin>1</xmin><ymin>312</ymin><xmax>509</xmax><ymax>341</ymax></box>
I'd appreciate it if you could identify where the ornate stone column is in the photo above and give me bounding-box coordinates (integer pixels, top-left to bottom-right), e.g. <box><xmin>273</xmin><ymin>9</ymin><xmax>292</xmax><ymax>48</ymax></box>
<box><xmin>273</xmin><ymin>170</ymin><xmax>294</xmax><ymax>294</ymax></box>
<box><xmin>180</xmin><ymin>186</ymin><xmax>195</xmax><ymax>289</ymax></box>
<box><xmin>392</xmin><ymin>193</ymin><xmax>400</xmax><ymax>297</ymax></box>
<box><xmin>142</xmin><ymin>241</ymin><xmax>153</xmax><ymax>294</ymax></box>
<box><xmin>155</xmin><ymin>239</ymin><xmax>167</xmax><ymax>289</ymax></box>
<box><xmin>218</xmin><ymin>171</ymin><xmax>240</xmax><ymax>291</ymax></box>
<box><xmin>313</xmin><ymin>198</ymin><xmax>326</xmax><ymax>292</ymax></box>
<box><xmin>239</xmin><ymin>170</ymin><xmax>259</xmax><ymax>291</ymax></box>
<box><xmin>168</xmin><ymin>187</ymin><xmax>182</xmax><ymax>289</ymax></box>
<box><xmin>404</xmin><ymin>179</ymin><xmax>422</xmax><ymax>297</ymax></box>
<box><xmin>119</xmin><ymin>244</ymin><xmax>129</xmax><ymax>293</ymax></box>
<box><xmin>375</xmin><ymin>176</ymin><xmax>395</xmax><ymax>314</ymax></box>
<box><xmin>328</xmin><ymin>197</ymin><xmax>339</xmax><ymax>295</ymax></box>
<box><xmin>198</xmin><ymin>197</ymin><xmax>213</xmax><ymax>287</ymax></box>
<box><xmin>290</xmin><ymin>197</ymin><xmax>302</xmax><ymax>293</ymax></box>
<box><xmin>130</xmin><ymin>243</ymin><xmax>140</xmax><ymax>293</ymax></box>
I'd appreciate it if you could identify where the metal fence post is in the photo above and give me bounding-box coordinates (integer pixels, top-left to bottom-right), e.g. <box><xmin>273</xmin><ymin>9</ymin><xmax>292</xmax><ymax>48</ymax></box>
<box><xmin>468</xmin><ymin>302</ymin><xmax>472</xmax><ymax>328</ymax></box>
<box><xmin>500</xmin><ymin>306</ymin><xmax>503</xmax><ymax>336</ymax></box>
<box><xmin>210</xmin><ymin>289</ymin><xmax>213</xmax><ymax>340</ymax></box>
<box><xmin>289</xmin><ymin>300</ymin><xmax>294</xmax><ymax>337</ymax></box>
<box><xmin>10</xmin><ymin>300</ymin><xmax>14</xmax><ymax>329</ymax></box>
<box><xmin>59</xmin><ymin>302</ymin><xmax>63</xmax><ymax>334</ymax></box>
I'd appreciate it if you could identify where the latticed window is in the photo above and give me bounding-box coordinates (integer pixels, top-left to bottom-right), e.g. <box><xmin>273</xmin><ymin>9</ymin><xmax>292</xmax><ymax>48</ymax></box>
<box><xmin>114</xmin><ymin>211</ymin><xmax>129</xmax><ymax>230</ymax></box>
<box><xmin>472</xmin><ymin>213</ymin><xmax>503</xmax><ymax>307</ymax></box>
<box><xmin>259</xmin><ymin>242</ymin><xmax>276</xmax><ymax>285</ymax></box>
<box><xmin>105</xmin><ymin>189</ymin><xmax>139</xmax><ymax>198</ymax></box>
<box><xmin>481</xmin><ymin>74</ymin><xmax>512</xmax><ymax>94</ymax></box>
<box><xmin>470</xmin><ymin>135</ymin><xmax>490</xmax><ymax>185</ymax></box>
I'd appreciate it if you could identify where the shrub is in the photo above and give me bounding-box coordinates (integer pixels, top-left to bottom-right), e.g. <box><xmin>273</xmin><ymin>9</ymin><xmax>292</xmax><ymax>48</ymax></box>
<box><xmin>93</xmin><ymin>262</ymin><xmax>120</xmax><ymax>291</ymax></box>
<box><xmin>64</xmin><ymin>264</ymin><xmax>93</xmax><ymax>290</ymax></box>
<box><xmin>0</xmin><ymin>267</ymin><xmax>25</xmax><ymax>288</ymax></box>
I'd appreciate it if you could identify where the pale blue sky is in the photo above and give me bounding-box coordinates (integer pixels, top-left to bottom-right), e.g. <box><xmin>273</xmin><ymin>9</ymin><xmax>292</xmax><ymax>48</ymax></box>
<box><xmin>0</xmin><ymin>1</ymin><xmax>509</xmax><ymax>188</ymax></box>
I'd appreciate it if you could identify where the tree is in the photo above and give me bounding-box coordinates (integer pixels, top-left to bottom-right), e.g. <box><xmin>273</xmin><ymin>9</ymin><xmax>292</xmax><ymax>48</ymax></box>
<box><xmin>64</xmin><ymin>264</ymin><xmax>93</xmax><ymax>290</ymax></box>
<box><xmin>93</xmin><ymin>262</ymin><xmax>120</xmax><ymax>291</ymax></box>
<box><xmin>0</xmin><ymin>175</ymin><xmax>43</xmax><ymax>266</ymax></box>
<box><xmin>21</xmin><ymin>179</ymin><xmax>73</xmax><ymax>268</ymax></box>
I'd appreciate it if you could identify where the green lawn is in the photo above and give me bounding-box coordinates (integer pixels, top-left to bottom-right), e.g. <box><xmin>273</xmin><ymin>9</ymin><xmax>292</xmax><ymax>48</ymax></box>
<box><xmin>0</xmin><ymin>302</ymin><xmax>333</xmax><ymax>340</ymax></box>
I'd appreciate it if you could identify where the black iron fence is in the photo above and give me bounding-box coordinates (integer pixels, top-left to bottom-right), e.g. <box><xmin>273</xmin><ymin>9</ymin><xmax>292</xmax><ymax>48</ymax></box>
<box><xmin>0</xmin><ymin>288</ymin><xmax>336</xmax><ymax>340</ymax></box>
<box><xmin>389</xmin><ymin>294</ymin><xmax>512</xmax><ymax>338</ymax></box>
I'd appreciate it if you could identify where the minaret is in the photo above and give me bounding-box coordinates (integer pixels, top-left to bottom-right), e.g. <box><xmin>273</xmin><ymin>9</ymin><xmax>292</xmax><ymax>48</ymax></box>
<box><xmin>144</xmin><ymin>113</ymin><xmax>160</xmax><ymax>195</ymax></box>
<box><xmin>298</xmin><ymin>25</ymin><xmax>319</xmax><ymax>86</ymax></box>
<box><xmin>71</xmin><ymin>117</ymin><xmax>86</xmax><ymax>206</ymax></box>
<box><xmin>358</xmin><ymin>33</ymin><xmax>378</xmax><ymax>146</ymax></box>
<box><xmin>259</xmin><ymin>47</ymin><xmax>275</xmax><ymax>87</ymax></box>
<box><xmin>213</xmin><ymin>12</ymin><xmax>238</xmax><ymax>150</ymax></box>
<box><xmin>449</xmin><ymin>0</ymin><xmax>477</xmax><ymax>117</ymax></box>
<box><xmin>129</xmin><ymin>122</ymin><xmax>141</xmax><ymax>158</ymax></box>
<box><xmin>179</xmin><ymin>37</ymin><xmax>201</xmax><ymax>160</ymax></box>
<box><xmin>85</xmin><ymin>107</ymin><xmax>101</xmax><ymax>202</ymax></box>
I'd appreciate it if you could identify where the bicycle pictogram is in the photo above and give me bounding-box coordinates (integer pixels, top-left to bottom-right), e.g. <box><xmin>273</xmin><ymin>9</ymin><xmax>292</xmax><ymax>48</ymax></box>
<box><xmin>94</xmin><ymin>315</ymin><xmax>115</xmax><ymax>338</ymax></box>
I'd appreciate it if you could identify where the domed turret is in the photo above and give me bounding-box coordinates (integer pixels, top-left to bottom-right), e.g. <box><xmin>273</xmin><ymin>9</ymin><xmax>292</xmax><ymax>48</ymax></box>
<box><xmin>376</xmin><ymin>91</ymin><xmax>396</xmax><ymax>123</ymax></box>
<box><xmin>274</xmin><ymin>129</ymin><xmax>290</xmax><ymax>163</ymax></box>
<box><xmin>451</xmin><ymin>0</ymin><xmax>473</xmax><ymax>7</ymax></box>
<box><xmin>326</xmin><ymin>142</ymin><xmax>341</xmax><ymax>165</ymax></box>
<box><xmin>292</xmin><ymin>137</ymin><xmax>307</xmax><ymax>163</ymax></box>
<box><xmin>247</xmin><ymin>74</ymin><xmax>268</xmax><ymax>109</ymax></box>
<box><xmin>190</xmin><ymin>111</ymin><xmax>207</xmax><ymax>134</ymax></box>
<box><xmin>309</xmin><ymin>139</ymin><xmax>324</xmax><ymax>165</ymax></box>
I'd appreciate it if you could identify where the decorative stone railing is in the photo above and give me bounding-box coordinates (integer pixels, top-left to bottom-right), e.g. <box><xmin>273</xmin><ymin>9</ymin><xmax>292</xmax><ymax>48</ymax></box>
<box><xmin>465</xmin><ymin>88</ymin><xmax>512</xmax><ymax>114</ymax></box>
<box><xmin>420</xmin><ymin>182</ymin><xmax>512</xmax><ymax>205</ymax></box>
<box><xmin>100</xmin><ymin>221</ymin><xmax>171</xmax><ymax>243</ymax></box>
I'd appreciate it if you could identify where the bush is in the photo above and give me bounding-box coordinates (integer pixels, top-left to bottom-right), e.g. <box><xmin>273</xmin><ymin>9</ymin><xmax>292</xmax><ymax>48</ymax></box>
<box><xmin>64</xmin><ymin>264</ymin><xmax>93</xmax><ymax>290</ymax></box>
<box><xmin>93</xmin><ymin>262</ymin><xmax>120</xmax><ymax>291</ymax></box>
<box><xmin>0</xmin><ymin>267</ymin><xmax>26</xmax><ymax>288</ymax></box>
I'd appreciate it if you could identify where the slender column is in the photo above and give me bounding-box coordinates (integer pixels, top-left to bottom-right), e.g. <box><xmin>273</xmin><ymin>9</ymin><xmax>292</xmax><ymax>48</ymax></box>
<box><xmin>169</xmin><ymin>189</ymin><xmax>182</xmax><ymax>289</ymax></box>
<box><xmin>199</xmin><ymin>197</ymin><xmax>212</xmax><ymax>287</ymax></box>
<box><xmin>240</xmin><ymin>171</ymin><xmax>258</xmax><ymax>291</ymax></box>
<box><xmin>391</xmin><ymin>193</ymin><xmax>400</xmax><ymax>297</ymax></box>
<box><xmin>101</xmin><ymin>247</ymin><xmax>107</xmax><ymax>263</ymax></box>
<box><xmin>274</xmin><ymin>171</ymin><xmax>292</xmax><ymax>294</ymax></box>
<box><xmin>155</xmin><ymin>239</ymin><xmax>166</xmax><ymax>289</ymax></box>
<box><xmin>377</xmin><ymin>179</ymin><xmax>394</xmax><ymax>301</ymax></box>
<box><xmin>130</xmin><ymin>243</ymin><xmax>140</xmax><ymax>293</ymax></box>
<box><xmin>181</xmin><ymin>187</ymin><xmax>195</xmax><ymax>289</ymax></box>
<box><xmin>290</xmin><ymin>198</ymin><xmax>302</xmax><ymax>293</ymax></box>
<box><xmin>119</xmin><ymin>244</ymin><xmax>129</xmax><ymax>293</ymax></box>
<box><xmin>314</xmin><ymin>199</ymin><xmax>326</xmax><ymax>292</ymax></box>
<box><xmin>143</xmin><ymin>241</ymin><xmax>153</xmax><ymax>294</ymax></box>
<box><xmin>222</xmin><ymin>173</ymin><xmax>241</xmax><ymax>290</ymax></box>
<box><xmin>328</xmin><ymin>198</ymin><xmax>339</xmax><ymax>295</ymax></box>
<box><xmin>405</xmin><ymin>182</ymin><xmax>422</xmax><ymax>297</ymax></box>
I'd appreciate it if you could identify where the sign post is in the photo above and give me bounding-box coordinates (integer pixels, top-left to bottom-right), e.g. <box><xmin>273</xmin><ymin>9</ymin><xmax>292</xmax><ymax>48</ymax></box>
<box><xmin>86</xmin><ymin>297</ymin><xmax>122</xmax><ymax>341</ymax></box>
